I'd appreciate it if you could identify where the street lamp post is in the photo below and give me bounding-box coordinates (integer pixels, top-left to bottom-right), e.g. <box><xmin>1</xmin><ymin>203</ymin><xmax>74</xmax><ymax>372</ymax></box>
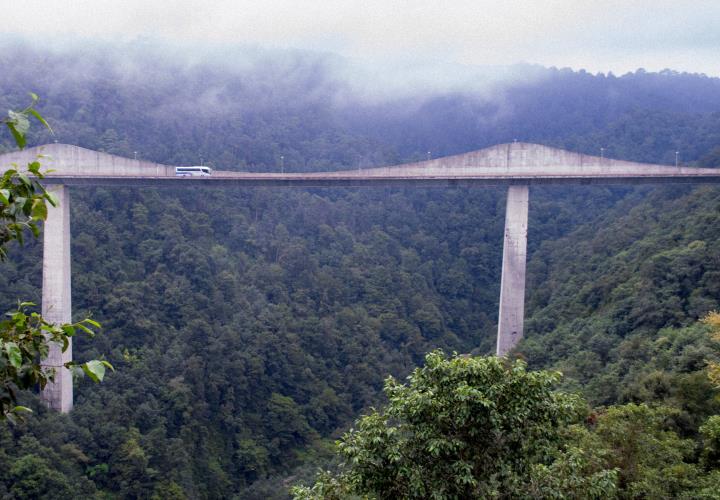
<box><xmin>675</xmin><ymin>151</ymin><xmax>679</xmax><ymax>167</ymax></box>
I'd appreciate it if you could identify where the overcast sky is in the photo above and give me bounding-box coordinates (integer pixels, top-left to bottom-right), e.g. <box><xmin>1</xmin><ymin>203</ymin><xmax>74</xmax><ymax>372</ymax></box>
<box><xmin>1</xmin><ymin>0</ymin><xmax>718</xmax><ymax>77</ymax></box>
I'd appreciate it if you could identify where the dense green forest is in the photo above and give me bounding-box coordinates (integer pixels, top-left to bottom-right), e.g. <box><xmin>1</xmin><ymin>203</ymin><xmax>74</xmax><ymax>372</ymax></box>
<box><xmin>1</xmin><ymin>43</ymin><xmax>719</xmax><ymax>497</ymax></box>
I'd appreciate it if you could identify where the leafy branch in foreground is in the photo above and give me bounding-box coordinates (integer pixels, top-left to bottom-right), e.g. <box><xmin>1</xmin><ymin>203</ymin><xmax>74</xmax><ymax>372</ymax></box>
<box><xmin>1</xmin><ymin>93</ymin><xmax>58</xmax><ymax>258</ymax></box>
<box><xmin>0</xmin><ymin>93</ymin><xmax>113</xmax><ymax>420</ymax></box>
<box><xmin>0</xmin><ymin>159</ymin><xmax>58</xmax><ymax>260</ymax></box>
<box><xmin>2</xmin><ymin>92</ymin><xmax>53</xmax><ymax>149</ymax></box>
<box><xmin>0</xmin><ymin>302</ymin><xmax>111</xmax><ymax>421</ymax></box>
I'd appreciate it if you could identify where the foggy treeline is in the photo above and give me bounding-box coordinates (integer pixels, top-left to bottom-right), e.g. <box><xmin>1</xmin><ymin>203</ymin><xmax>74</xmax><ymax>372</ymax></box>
<box><xmin>1</xmin><ymin>41</ymin><xmax>720</xmax><ymax>498</ymax></box>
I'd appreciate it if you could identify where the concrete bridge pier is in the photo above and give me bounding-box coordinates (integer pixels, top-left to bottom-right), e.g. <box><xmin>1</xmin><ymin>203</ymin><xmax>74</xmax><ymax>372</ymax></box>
<box><xmin>496</xmin><ymin>185</ymin><xmax>529</xmax><ymax>356</ymax></box>
<box><xmin>40</xmin><ymin>185</ymin><xmax>73</xmax><ymax>413</ymax></box>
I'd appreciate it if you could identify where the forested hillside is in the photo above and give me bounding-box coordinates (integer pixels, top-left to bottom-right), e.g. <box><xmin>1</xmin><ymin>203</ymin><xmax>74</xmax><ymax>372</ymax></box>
<box><xmin>1</xmin><ymin>44</ymin><xmax>719</xmax><ymax>498</ymax></box>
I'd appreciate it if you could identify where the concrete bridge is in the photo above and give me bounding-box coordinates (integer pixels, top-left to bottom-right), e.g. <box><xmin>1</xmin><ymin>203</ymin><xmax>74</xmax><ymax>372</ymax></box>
<box><xmin>2</xmin><ymin>141</ymin><xmax>720</xmax><ymax>412</ymax></box>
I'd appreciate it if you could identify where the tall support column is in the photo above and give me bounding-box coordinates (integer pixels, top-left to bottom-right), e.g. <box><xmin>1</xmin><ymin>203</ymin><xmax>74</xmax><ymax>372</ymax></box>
<box><xmin>41</xmin><ymin>185</ymin><xmax>73</xmax><ymax>412</ymax></box>
<box><xmin>496</xmin><ymin>185</ymin><xmax>529</xmax><ymax>356</ymax></box>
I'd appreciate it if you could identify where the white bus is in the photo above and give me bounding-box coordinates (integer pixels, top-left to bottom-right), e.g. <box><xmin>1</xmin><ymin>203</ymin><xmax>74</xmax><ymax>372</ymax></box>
<box><xmin>175</xmin><ymin>166</ymin><xmax>212</xmax><ymax>176</ymax></box>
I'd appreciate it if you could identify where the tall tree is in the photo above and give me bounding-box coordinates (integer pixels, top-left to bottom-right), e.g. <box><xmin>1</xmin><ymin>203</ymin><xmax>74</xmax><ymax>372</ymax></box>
<box><xmin>293</xmin><ymin>351</ymin><xmax>617</xmax><ymax>499</ymax></box>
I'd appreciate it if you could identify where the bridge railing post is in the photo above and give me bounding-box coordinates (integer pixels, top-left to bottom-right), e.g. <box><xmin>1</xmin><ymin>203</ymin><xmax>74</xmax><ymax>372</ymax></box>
<box><xmin>41</xmin><ymin>185</ymin><xmax>73</xmax><ymax>412</ymax></box>
<box><xmin>496</xmin><ymin>184</ymin><xmax>529</xmax><ymax>356</ymax></box>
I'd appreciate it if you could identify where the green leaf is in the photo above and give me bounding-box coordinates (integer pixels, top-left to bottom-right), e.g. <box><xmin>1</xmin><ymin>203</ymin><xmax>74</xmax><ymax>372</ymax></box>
<box><xmin>45</xmin><ymin>191</ymin><xmax>59</xmax><ymax>207</ymax></box>
<box><xmin>0</xmin><ymin>189</ymin><xmax>8</xmax><ymax>205</ymax></box>
<box><xmin>28</xmin><ymin>108</ymin><xmax>54</xmax><ymax>135</ymax></box>
<box><xmin>75</xmin><ymin>323</ymin><xmax>95</xmax><ymax>336</ymax></box>
<box><xmin>5</xmin><ymin>342</ymin><xmax>22</xmax><ymax>369</ymax></box>
<box><xmin>28</xmin><ymin>161</ymin><xmax>41</xmax><ymax>175</ymax></box>
<box><xmin>12</xmin><ymin>405</ymin><xmax>32</xmax><ymax>414</ymax></box>
<box><xmin>13</xmin><ymin>196</ymin><xmax>27</xmax><ymax>210</ymax></box>
<box><xmin>5</xmin><ymin>122</ymin><xmax>26</xmax><ymax>149</ymax></box>
<box><xmin>8</xmin><ymin>110</ymin><xmax>30</xmax><ymax>135</ymax></box>
<box><xmin>84</xmin><ymin>318</ymin><xmax>101</xmax><ymax>328</ymax></box>
<box><xmin>82</xmin><ymin>360</ymin><xmax>106</xmax><ymax>382</ymax></box>
<box><xmin>31</xmin><ymin>198</ymin><xmax>47</xmax><ymax>220</ymax></box>
<box><xmin>17</xmin><ymin>174</ymin><xmax>31</xmax><ymax>187</ymax></box>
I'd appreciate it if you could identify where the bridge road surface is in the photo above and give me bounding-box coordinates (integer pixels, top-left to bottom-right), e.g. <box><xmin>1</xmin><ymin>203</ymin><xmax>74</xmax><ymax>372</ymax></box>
<box><xmin>2</xmin><ymin>142</ymin><xmax>720</xmax><ymax>187</ymax></box>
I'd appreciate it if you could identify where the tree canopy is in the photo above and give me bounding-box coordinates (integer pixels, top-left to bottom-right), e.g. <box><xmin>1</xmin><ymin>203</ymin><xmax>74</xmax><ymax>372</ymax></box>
<box><xmin>293</xmin><ymin>351</ymin><xmax>617</xmax><ymax>499</ymax></box>
<box><xmin>0</xmin><ymin>45</ymin><xmax>719</xmax><ymax>497</ymax></box>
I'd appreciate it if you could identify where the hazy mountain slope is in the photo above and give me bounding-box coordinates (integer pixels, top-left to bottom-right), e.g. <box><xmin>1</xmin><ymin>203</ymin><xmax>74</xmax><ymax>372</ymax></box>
<box><xmin>1</xmin><ymin>45</ymin><xmax>719</xmax><ymax>498</ymax></box>
<box><xmin>523</xmin><ymin>183</ymin><xmax>720</xmax><ymax>410</ymax></box>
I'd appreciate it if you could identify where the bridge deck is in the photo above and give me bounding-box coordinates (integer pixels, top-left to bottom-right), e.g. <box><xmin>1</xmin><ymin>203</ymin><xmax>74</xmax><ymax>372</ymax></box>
<box><xmin>1</xmin><ymin>142</ymin><xmax>719</xmax><ymax>187</ymax></box>
<box><xmin>39</xmin><ymin>173</ymin><xmax>720</xmax><ymax>187</ymax></box>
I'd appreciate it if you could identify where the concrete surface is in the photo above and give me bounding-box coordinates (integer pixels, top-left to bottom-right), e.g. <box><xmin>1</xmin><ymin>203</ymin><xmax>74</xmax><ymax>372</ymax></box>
<box><xmin>1</xmin><ymin>142</ymin><xmax>720</xmax><ymax>187</ymax></box>
<box><xmin>496</xmin><ymin>185</ymin><xmax>529</xmax><ymax>356</ymax></box>
<box><xmin>40</xmin><ymin>185</ymin><xmax>73</xmax><ymax>413</ymax></box>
